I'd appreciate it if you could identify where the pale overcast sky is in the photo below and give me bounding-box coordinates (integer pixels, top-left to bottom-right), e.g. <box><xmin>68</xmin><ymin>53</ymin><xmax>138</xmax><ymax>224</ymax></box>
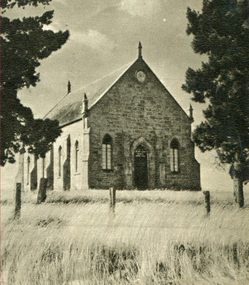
<box><xmin>2</xmin><ymin>0</ymin><xmax>248</xmax><ymax>194</ymax></box>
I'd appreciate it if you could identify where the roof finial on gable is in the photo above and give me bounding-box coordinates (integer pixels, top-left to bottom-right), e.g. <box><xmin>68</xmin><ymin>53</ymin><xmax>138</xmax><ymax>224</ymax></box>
<box><xmin>82</xmin><ymin>93</ymin><xmax>89</xmax><ymax>117</ymax></box>
<box><xmin>138</xmin><ymin>41</ymin><xmax>142</xmax><ymax>59</ymax></box>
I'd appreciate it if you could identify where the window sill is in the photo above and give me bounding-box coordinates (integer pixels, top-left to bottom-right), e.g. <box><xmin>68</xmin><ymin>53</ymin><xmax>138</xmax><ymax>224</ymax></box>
<box><xmin>102</xmin><ymin>169</ymin><xmax>113</xmax><ymax>173</ymax></box>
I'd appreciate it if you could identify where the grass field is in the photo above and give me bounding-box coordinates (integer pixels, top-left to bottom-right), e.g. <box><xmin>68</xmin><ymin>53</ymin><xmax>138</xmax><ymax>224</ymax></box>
<box><xmin>1</xmin><ymin>189</ymin><xmax>249</xmax><ymax>284</ymax></box>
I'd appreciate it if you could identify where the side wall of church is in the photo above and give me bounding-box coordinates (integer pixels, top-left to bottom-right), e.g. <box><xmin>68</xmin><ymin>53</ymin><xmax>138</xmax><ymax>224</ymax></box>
<box><xmin>21</xmin><ymin>119</ymin><xmax>87</xmax><ymax>192</ymax></box>
<box><xmin>52</xmin><ymin>120</ymin><xmax>85</xmax><ymax>191</ymax></box>
<box><xmin>87</xmin><ymin>62</ymin><xmax>201</xmax><ymax>190</ymax></box>
<box><xmin>23</xmin><ymin>148</ymin><xmax>55</xmax><ymax>191</ymax></box>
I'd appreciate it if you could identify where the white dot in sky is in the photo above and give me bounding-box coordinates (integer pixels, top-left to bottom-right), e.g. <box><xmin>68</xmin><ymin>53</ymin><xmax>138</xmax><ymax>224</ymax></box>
<box><xmin>163</xmin><ymin>18</ymin><xmax>166</xmax><ymax>22</ymax></box>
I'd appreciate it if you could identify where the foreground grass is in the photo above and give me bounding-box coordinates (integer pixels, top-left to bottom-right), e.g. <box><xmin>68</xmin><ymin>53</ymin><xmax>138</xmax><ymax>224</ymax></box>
<box><xmin>1</xmin><ymin>190</ymin><xmax>249</xmax><ymax>284</ymax></box>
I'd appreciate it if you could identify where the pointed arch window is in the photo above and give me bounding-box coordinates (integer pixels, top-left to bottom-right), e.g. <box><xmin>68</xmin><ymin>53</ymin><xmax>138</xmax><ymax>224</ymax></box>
<box><xmin>27</xmin><ymin>156</ymin><xmax>30</xmax><ymax>185</ymax></box>
<box><xmin>42</xmin><ymin>156</ymin><xmax>46</xmax><ymax>178</ymax></box>
<box><xmin>102</xmin><ymin>134</ymin><xmax>112</xmax><ymax>170</ymax></box>
<box><xmin>58</xmin><ymin>146</ymin><xmax>62</xmax><ymax>177</ymax></box>
<box><xmin>170</xmin><ymin>139</ymin><xmax>179</xmax><ymax>173</ymax></box>
<box><xmin>75</xmin><ymin>140</ymin><xmax>79</xmax><ymax>173</ymax></box>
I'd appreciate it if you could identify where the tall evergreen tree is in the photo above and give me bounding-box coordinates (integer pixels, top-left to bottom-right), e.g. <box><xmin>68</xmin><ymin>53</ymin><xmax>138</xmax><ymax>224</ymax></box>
<box><xmin>182</xmin><ymin>0</ymin><xmax>249</xmax><ymax>207</ymax></box>
<box><xmin>1</xmin><ymin>0</ymin><xmax>69</xmax><ymax>166</ymax></box>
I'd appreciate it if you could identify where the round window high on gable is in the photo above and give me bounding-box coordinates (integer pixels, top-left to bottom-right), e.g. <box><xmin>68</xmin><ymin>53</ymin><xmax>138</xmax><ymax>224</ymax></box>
<box><xmin>135</xmin><ymin>70</ymin><xmax>146</xmax><ymax>83</ymax></box>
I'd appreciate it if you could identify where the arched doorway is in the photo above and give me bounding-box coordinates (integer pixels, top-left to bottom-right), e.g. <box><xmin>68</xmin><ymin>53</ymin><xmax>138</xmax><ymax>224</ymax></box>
<box><xmin>134</xmin><ymin>145</ymin><xmax>148</xmax><ymax>189</ymax></box>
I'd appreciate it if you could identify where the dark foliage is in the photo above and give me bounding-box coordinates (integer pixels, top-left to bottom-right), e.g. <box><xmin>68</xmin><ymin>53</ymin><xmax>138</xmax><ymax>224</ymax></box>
<box><xmin>1</xmin><ymin>0</ymin><xmax>69</xmax><ymax>166</ymax></box>
<box><xmin>182</xmin><ymin>0</ymin><xmax>249</xmax><ymax>182</ymax></box>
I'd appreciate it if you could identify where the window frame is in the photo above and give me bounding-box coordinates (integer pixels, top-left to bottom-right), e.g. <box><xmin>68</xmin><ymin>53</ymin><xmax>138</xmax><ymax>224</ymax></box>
<box><xmin>102</xmin><ymin>134</ymin><xmax>113</xmax><ymax>171</ymax></box>
<box><xmin>42</xmin><ymin>156</ymin><xmax>46</xmax><ymax>178</ymax></box>
<box><xmin>170</xmin><ymin>139</ymin><xmax>180</xmax><ymax>173</ymax></box>
<box><xmin>27</xmin><ymin>156</ymin><xmax>30</xmax><ymax>185</ymax></box>
<box><xmin>58</xmin><ymin>146</ymin><xmax>62</xmax><ymax>177</ymax></box>
<box><xmin>75</xmin><ymin>140</ymin><xmax>79</xmax><ymax>173</ymax></box>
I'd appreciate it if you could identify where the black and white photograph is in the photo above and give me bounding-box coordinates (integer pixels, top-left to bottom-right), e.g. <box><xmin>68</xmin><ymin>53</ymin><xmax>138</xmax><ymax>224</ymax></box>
<box><xmin>1</xmin><ymin>0</ymin><xmax>249</xmax><ymax>284</ymax></box>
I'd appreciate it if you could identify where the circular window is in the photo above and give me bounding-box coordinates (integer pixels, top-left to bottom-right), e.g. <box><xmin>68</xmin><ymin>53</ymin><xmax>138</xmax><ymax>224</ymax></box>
<box><xmin>136</xmin><ymin>71</ymin><xmax>146</xmax><ymax>83</ymax></box>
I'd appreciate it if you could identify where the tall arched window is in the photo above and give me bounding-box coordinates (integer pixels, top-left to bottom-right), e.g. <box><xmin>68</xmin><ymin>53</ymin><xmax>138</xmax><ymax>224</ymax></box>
<box><xmin>75</xmin><ymin>140</ymin><xmax>79</xmax><ymax>173</ymax></box>
<box><xmin>58</xmin><ymin>146</ymin><xmax>62</xmax><ymax>177</ymax></box>
<box><xmin>27</xmin><ymin>156</ymin><xmax>30</xmax><ymax>185</ymax></box>
<box><xmin>170</xmin><ymin>139</ymin><xmax>179</xmax><ymax>173</ymax></box>
<box><xmin>42</xmin><ymin>156</ymin><xmax>46</xmax><ymax>178</ymax></box>
<box><xmin>102</xmin><ymin>134</ymin><xmax>112</xmax><ymax>170</ymax></box>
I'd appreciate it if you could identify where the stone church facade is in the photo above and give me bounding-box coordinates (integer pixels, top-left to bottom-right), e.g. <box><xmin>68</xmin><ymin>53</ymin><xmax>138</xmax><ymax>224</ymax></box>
<box><xmin>20</xmin><ymin>43</ymin><xmax>201</xmax><ymax>191</ymax></box>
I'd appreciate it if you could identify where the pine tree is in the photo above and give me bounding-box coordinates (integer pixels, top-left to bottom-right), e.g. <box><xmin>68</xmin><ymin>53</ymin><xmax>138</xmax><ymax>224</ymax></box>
<box><xmin>1</xmin><ymin>0</ymin><xmax>69</xmax><ymax>166</ymax></box>
<box><xmin>182</xmin><ymin>0</ymin><xmax>249</xmax><ymax>207</ymax></box>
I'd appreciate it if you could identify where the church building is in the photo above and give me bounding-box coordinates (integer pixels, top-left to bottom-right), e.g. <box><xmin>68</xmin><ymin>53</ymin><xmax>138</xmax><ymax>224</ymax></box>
<box><xmin>21</xmin><ymin>43</ymin><xmax>201</xmax><ymax>191</ymax></box>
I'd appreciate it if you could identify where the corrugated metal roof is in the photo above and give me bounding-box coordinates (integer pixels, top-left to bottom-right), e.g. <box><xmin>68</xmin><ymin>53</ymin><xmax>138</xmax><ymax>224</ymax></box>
<box><xmin>45</xmin><ymin>61</ymin><xmax>132</xmax><ymax>126</ymax></box>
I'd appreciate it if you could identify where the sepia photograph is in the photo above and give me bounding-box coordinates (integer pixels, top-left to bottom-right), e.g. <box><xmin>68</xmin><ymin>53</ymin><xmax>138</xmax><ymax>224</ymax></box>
<box><xmin>1</xmin><ymin>0</ymin><xmax>249</xmax><ymax>284</ymax></box>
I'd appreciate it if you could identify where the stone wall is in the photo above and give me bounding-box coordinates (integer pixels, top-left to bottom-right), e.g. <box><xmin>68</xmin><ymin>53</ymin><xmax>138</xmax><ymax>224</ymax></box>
<box><xmin>87</xmin><ymin>58</ymin><xmax>201</xmax><ymax>190</ymax></box>
<box><xmin>52</xmin><ymin>120</ymin><xmax>87</xmax><ymax>191</ymax></box>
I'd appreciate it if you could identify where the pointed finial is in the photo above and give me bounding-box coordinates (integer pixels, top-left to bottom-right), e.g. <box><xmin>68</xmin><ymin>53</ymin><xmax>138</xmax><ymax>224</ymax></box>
<box><xmin>138</xmin><ymin>41</ymin><xmax>142</xmax><ymax>59</ymax></box>
<box><xmin>67</xmin><ymin>81</ymin><xmax>71</xmax><ymax>94</ymax></box>
<box><xmin>82</xmin><ymin>93</ymin><xmax>89</xmax><ymax>117</ymax></box>
<box><xmin>189</xmin><ymin>104</ymin><xmax>194</xmax><ymax>123</ymax></box>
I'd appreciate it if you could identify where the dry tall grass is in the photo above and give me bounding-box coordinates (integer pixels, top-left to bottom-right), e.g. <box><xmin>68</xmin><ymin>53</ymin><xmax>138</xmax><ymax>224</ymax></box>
<box><xmin>1</xmin><ymin>189</ymin><xmax>249</xmax><ymax>284</ymax></box>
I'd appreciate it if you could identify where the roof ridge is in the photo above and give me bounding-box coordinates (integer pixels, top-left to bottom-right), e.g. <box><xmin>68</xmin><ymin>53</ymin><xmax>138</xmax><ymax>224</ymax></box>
<box><xmin>43</xmin><ymin>61</ymin><xmax>133</xmax><ymax>120</ymax></box>
<box><xmin>74</xmin><ymin>61</ymin><xmax>133</xmax><ymax>95</ymax></box>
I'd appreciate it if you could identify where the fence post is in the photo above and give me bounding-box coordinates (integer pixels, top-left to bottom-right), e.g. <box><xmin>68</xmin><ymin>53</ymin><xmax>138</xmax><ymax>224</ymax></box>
<box><xmin>109</xmin><ymin>187</ymin><xmax>116</xmax><ymax>212</ymax></box>
<box><xmin>14</xmin><ymin>183</ymin><xmax>21</xmax><ymax>220</ymax></box>
<box><xmin>233</xmin><ymin>242</ymin><xmax>238</xmax><ymax>265</ymax></box>
<box><xmin>203</xmin><ymin>191</ymin><xmax>210</xmax><ymax>216</ymax></box>
<box><xmin>37</xmin><ymin>178</ymin><xmax>48</xmax><ymax>204</ymax></box>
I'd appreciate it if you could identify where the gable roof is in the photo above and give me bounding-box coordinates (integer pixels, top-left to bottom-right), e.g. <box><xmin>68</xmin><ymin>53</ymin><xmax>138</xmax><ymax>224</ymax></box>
<box><xmin>44</xmin><ymin>62</ymin><xmax>132</xmax><ymax>126</ymax></box>
<box><xmin>45</xmin><ymin>56</ymin><xmax>190</xmax><ymax>127</ymax></box>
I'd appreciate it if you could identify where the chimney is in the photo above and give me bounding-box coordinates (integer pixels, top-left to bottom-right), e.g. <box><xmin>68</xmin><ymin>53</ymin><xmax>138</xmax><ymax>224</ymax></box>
<box><xmin>82</xmin><ymin>93</ymin><xmax>89</xmax><ymax>117</ymax></box>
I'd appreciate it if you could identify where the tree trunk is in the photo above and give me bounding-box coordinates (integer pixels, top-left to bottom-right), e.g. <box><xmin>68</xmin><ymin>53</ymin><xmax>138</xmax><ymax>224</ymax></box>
<box><xmin>233</xmin><ymin>177</ymin><xmax>244</xmax><ymax>208</ymax></box>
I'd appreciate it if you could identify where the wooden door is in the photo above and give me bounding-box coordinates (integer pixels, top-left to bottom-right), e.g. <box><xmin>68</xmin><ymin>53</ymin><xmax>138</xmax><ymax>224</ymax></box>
<box><xmin>134</xmin><ymin>145</ymin><xmax>148</xmax><ymax>189</ymax></box>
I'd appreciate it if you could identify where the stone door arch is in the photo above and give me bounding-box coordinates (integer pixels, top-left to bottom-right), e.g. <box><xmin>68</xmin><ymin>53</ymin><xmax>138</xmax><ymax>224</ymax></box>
<box><xmin>131</xmin><ymin>137</ymin><xmax>155</xmax><ymax>189</ymax></box>
<box><xmin>134</xmin><ymin>145</ymin><xmax>148</xmax><ymax>189</ymax></box>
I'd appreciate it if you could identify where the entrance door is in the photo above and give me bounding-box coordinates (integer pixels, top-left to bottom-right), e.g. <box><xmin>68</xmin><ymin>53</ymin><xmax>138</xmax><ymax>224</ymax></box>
<box><xmin>134</xmin><ymin>145</ymin><xmax>148</xmax><ymax>189</ymax></box>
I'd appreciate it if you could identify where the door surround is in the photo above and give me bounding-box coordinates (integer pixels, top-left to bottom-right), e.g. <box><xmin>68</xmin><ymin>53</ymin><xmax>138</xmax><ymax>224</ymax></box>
<box><xmin>134</xmin><ymin>145</ymin><xmax>148</xmax><ymax>189</ymax></box>
<box><xmin>131</xmin><ymin>137</ymin><xmax>155</xmax><ymax>189</ymax></box>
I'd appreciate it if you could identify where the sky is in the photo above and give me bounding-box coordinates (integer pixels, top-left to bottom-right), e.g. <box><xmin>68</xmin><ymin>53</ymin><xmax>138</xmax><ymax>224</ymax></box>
<box><xmin>2</xmin><ymin>0</ymin><xmax>248</xmax><ymax>193</ymax></box>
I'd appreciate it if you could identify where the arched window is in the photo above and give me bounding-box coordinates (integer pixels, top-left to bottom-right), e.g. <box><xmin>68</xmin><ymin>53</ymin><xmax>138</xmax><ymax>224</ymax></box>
<box><xmin>170</xmin><ymin>139</ymin><xmax>179</xmax><ymax>173</ymax></box>
<box><xmin>75</xmin><ymin>140</ymin><xmax>79</xmax><ymax>173</ymax></box>
<box><xmin>27</xmin><ymin>156</ymin><xmax>30</xmax><ymax>185</ymax></box>
<box><xmin>58</xmin><ymin>146</ymin><xmax>62</xmax><ymax>177</ymax></box>
<box><xmin>42</xmin><ymin>156</ymin><xmax>46</xmax><ymax>178</ymax></box>
<box><xmin>102</xmin><ymin>134</ymin><xmax>112</xmax><ymax>170</ymax></box>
